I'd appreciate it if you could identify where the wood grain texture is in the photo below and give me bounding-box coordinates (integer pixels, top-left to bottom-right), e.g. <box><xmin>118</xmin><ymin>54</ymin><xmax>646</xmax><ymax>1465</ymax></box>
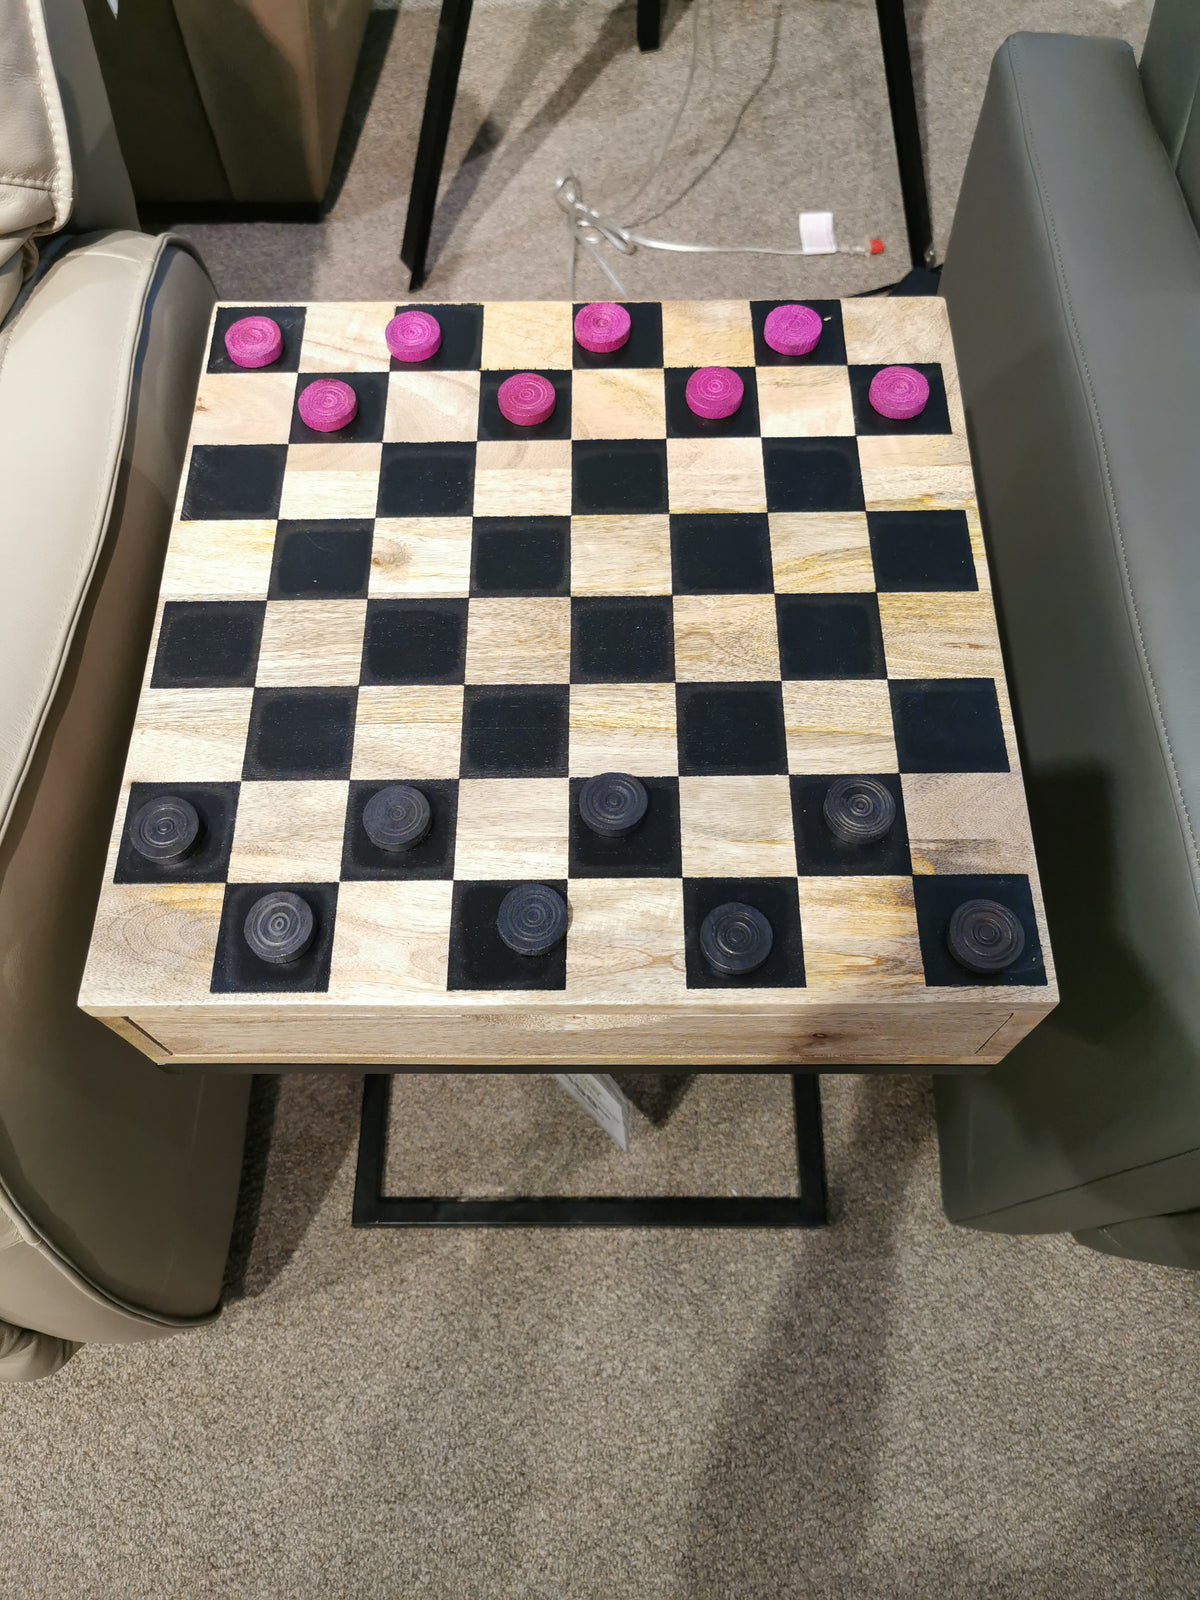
<box><xmin>159</xmin><ymin>520</ymin><xmax>277</xmax><ymax>600</ymax></box>
<box><xmin>569</xmin><ymin>515</ymin><xmax>672</xmax><ymax>595</ymax></box>
<box><xmin>256</xmin><ymin>599</ymin><xmax>367</xmax><ymax>686</ymax></box>
<box><xmin>678</xmin><ymin>775</ymin><xmax>796</xmax><ymax>877</ymax></box>
<box><xmin>368</xmin><ymin>518</ymin><xmax>473</xmax><ymax>596</ymax></box>
<box><xmin>568</xmin><ymin>683</ymin><xmax>679</xmax><ymax>775</ymax></box>
<box><xmin>192</xmin><ymin>372</ymin><xmax>295</xmax><ymax>446</ymax></box>
<box><xmin>769</xmin><ymin>513</ymin><xmax>876</xmax><ymax>593</ymax></box>
<box><xmin>756</xmin><ymin>366</ymin><xmax>855</xmax><ymax>437</ymax></box>
<box><xmin>796</xmin><ymin>875</ymin><xmax>925</xmax><ymax>994</ymax></box>
<box><xmin>877</xmin><ymin>592</ymin><xmax>1004</xmax><ymax>681</ymax></box>
<box><xmin>453</xmin><ymin>778</ymin><xmax>570</xmax><ymax>878</ymax></box>
<box><xmin>661</xmin><ymin>300</ymin><xmax>754</xmax><ymax>367</ymax></box>
<box><xmin>782</xmin><ymin>679</ymin><xmax>898</xmax><ymax>773</ymax></box>
<box><xmin>124</xmin><ymin>689</ymin><xmax>253</xmax><ymax>782</ymax></box>
<box><xmin>299</xmin><ymin>301</ymin><xmax>394</xmax><ymax>371</ymax></box>
<box><xmin>571</xmin><ymin>369</ymin><xmax>666</xmax><ymax>439</ymax></box>
<box><xmin>328</xmin><ymin>880</ymin><xmax>455</xmax><ymax>999</ymax></box>
<box><xmin>351</xmin><ymin>685</ymin><xmax>464</xmax><ymax>779</ymax></box>
<box><xmin>563</xmin><ymin>879</ymin><xmax>687</xmax><ymax>1001</ymax></box>
<box><xmin>901</xmin><ymin>772</ymin><xmax>1037</xmax><ymax>876</ymax></box>
<box><xmin>278</xmin><ymin>443</ymin><xmax>382</xmax><ymax>520</ymax></box>
<box><xmin>666</xmin><ymin>437</ymin><xmax>767</xmax><ymax>513</ymax></box>
<box><xmin>227</xmin><ymin>780</ymin><xmax>350</xmax><ymax>881</ymax></box>
<box><xmin>672</xmin><ymin>593</ymin><xmax>780</xmax><ymax>680</ymax></box>
<box><xmin>858</xmin><ymin>433</ymin><xmax>975</xmax><ymax>512</ymax></box>
<box><xmin>384</xmin><ymin>370</ymin><xmax>481</xmax><ymax>442</ymax></box>
<box><xmin>464</xmin><ymin>597</ymin><xmax>571</xmax><ymax>683</ymax></box>
<box><xmin>473</xmin><ymin>440</ymin><xmax>572</xmax><ymax>517</ymax></box>
<box><xmin>480</xmin><ymin>301</ymin><xmax>574</xmax><ymax>369</ymax></box>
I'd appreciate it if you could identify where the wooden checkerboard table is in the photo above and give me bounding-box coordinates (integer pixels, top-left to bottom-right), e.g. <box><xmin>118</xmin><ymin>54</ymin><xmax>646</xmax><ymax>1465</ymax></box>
<box><xmin>79</xmin><ymin>297</ymin><xmax>1057</xmax><ymax>1069</ymax></box>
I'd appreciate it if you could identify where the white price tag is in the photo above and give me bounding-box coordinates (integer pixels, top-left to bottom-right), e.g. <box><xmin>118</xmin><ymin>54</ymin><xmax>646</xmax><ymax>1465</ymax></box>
<box><xmin>799</xmin><ymin>211</ymin><xmax>837</xmax><ymax>255</ymax></box>
<box><xmin>553</xmin><ymin>1073</ymin><xmax>631</xmax><ymax>1152</ymax></box>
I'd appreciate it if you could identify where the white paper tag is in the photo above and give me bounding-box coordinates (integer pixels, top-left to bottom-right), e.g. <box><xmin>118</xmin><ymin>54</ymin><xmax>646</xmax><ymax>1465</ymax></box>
<box><xmin>799</xmin><ymin>211</ymin><xmax>837</xmax><ymax>255</ymax></box>
<box><xmin>553</xmin><ymin>1073</ymin><xmax>631</xmax><ymax>1152</ymax></box>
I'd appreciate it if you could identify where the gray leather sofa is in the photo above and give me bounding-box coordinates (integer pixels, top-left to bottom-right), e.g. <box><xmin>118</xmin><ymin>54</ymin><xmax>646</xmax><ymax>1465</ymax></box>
<box><xmin>0</xmin><ymin>0</ymin><xmax>250</xmax><ymax>1381</ymax></box>
<box><xmin>936</xmin><ymin>0</ymin><xmax>1200</xmax><ymax>1267</ymax></box>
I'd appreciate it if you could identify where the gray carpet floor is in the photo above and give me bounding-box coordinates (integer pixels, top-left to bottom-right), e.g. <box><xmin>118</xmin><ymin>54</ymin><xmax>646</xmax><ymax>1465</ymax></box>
<box><xmin>7</xmin><ymin>1</ymin><xmax>1200</xmax><ymax>1595</ymax></box>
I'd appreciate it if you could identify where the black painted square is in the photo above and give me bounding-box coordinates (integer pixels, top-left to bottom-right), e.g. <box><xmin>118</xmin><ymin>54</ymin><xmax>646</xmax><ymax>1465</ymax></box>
<box><xmin>448</xmin><ymin>879</ymin><xmax>568</xmax><ymax>990</ymax></box>
<box><xmin>207</xmin><ymin>305</ymin><xmax>306</xmax><ymax>373</ymax></box>
<box><xmin>676</xmin><ymin>683</ymin><xmax>787</xmax><ymax>776</ymax></box>
<box><xmin>670</xmin><ymin>514</ymin><xmax>773</xmax><ymax>594</ymax></box>
<box><xmin>210</xmin><ymin>881</ymin><xmax>337</xmax><ymax>993</ymax></box>
<box><xmin>478</xmin><ymin>370</ymin><xmax>572</xmax><ymax>440</ymax></box>
<box><xmin>912</xmin><ymin>873</ymin><xmax>1047</xmax><ymax>987</ymax></box>
<box><xmin>470</xmin><ymin>518</ymin><xmax>570</xmax><ymax>596</ymax></box>
<box><xmin>361</xmin><ymin>600</ymin><xmax>467</xmax><ymax>685</ymax></box>
<box><xmin>867</xmin><ymin>510</ymin><xmax>978</xmax><ymax>592</ymax></box>
<box><xmin>243</xmin><ymin>687</ymin><xmax>357</xmax><ymax>779</ymax></box>
<box><xmin>572</xmin><ymin>301</ymin><xmax>664</xmax><ymax>368</ymax></box>
<box><xmin>460</xmin><ymin>685</ymin><xmax>569</xmax><ymax>778</ymax></box>
<box><xmin>568</xmin><ymin>777</ymin><xmax>681</xmax><ymax>877</ymax></box>
<box><xmin>683</xmin><ymin>877</ymin><xmax>806</xmax><ymax>989</ymax></box>
<box><xmin>848</xmin><ymin>364</ymin><xmax>952</xmax><ymax>435</ymax></box>
<box><xmin>762</xmin><ymin>437</ymin><xmax>864</xmax><ymax>513</ymax></box>
<box><xmin>269</xmin><ymin>520</ymin><xmax>374</xmax><ymax>599</ymax></box>
<box><xmin>664</xmin><ymin>367</ymin><xmax>760</xmax><ymax>437</ymax></box>
<box><xmin>775</xmin><ymin>593</ymin><xmax>886</xmax><ymax>679</ymax></box>
<box><xmin>290</xmin><ymin>372</ymin><xmax>388</xmax><ymax>443</ymax></box>
<box><xmin>341</xmin><ymin>779</ymin><xmax>458</xmax><ymax>880</ymax></box>
<box><xmin>114</xmin><ymin>782</ymin><xmax>240</xmax><ymax>884</ymax></box>
<box><xmin>750</xmin><ymin>300</ymin><xmax>846</xmax><ymax>366</ymax></box>
<box><xmin>181</xmin><ymin>444</ymin><xmax>287</xmax><ymax>521</ymax></box>
<box><xmin>890</xmin><ymin>679</ymin><xmax>1010</xmax><ymax>773</ymax></box>
<box><xmin>377</xmin><ymin>443</ymin><xmax>476</xmax><ymax>517</ymax></box>
<box><xmin>788</xmin><ymin>775</ymin><xmax>911</xmax><ymax>876</ymax></box>
<box><xmin>571</xmin><ymin>597</ymin><xmax>674</xmax><ymax>683</ymax></box>
<box><xmin>572</xmin><ymin>440</ymin><xmax>669</xmax><ymax>515</ymax></box>
<box><xmin>151</xmin><ymin>601</ymin><xmax>264</xmax><ymax>688</ymax></box>
<box><xmin>390</xmin><ymin>303</ymin><xmax>483</xmax><ymax>370</ymax></box>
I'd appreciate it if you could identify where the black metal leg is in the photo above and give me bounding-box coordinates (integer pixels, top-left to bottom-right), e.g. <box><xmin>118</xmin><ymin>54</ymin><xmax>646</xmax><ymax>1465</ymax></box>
<box><xmin>353</xmin><ymin>1072</ymin><xmax>828</xmax><ymax>1228</ymax></box>
<box><xmin>637</xmin><ymin>0</ymin><xmax>663</xmax><ymax>52</ymax></box>
<box><xmin>873</xmin><ymin>0</ymin><xmax>934</xmax><ymax>271</ymax></box>
<box><xmin>400</xmin><ymin>0</ymin><xmax>476</xmax><ymax>292</ymax></box>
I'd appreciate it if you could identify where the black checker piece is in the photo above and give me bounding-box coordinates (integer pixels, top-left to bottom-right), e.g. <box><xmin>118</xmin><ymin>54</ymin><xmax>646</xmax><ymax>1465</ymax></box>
<box><xmin>470</xmin><ymin>518</ymin><xmax>570</xmax><ymax>596</ymax></box>
<box><xmin>342</xmin><ymin>780</ymin><xmax>458</xmax><ymax>880</ymax></box>
<box><xmin>390</xmin><ymin>303</ymin><xmax>483</xmax><ymax>370</ymax></box>
<box><xmin>448</xmin><ymin>880</ymin><xmax>568</xmax><ymax>990</ymax></box>
<box><xmin>377</xmin><ymin>443</ymin><xmax>476</xmax><ymax>517</ymax></box>
<box><xmin>572</xmin><ymin>301</ymin><xmax>663</xmax><ymax>368</ymax></box>
<box><xmin>670</xmin><ymin>514</ymin><xmax>773</xmax><ymax>594</ymax></box>
<box><xmin>211</xmin><ymin>881</ymin><xmax>338</xmax><ymax>993</ymax></box>
<box><xmin>664</xmin><ymin>368</ymin><xmax>760</xmax><ymax>437</ymax></box>
<box><xmin>571</xmin><ymin>597</ymin><xmax>674</xmax><ymax>683</ymax></box>
<box><xmin>361</xmin><ymin>600</ymin><xmax>467</xmax><ymax>684</ymax></box>
<box><xmin>569</xmin><ymin>777</ymin><xmax>681</xmax><ymax>878</ymax></box>
<box><xmin>290</xmin><ymin>372</ymin><xmax>387</xmax><ymax>444</ymax></box>
<box><xmin>269</xmin><ymin>520</ymin><xmax>374</xmax><ymax>599</ymax></box>
<box><xmin>789</xmin><ymin>774</ymin><xmax>910</xmax><ymax>876</ymax></box>
<box><xmin>890</xmin><ymin>679</ymin><xmax>1010</xmax><ymax>773</ymax></box>
<box><xmin>181</xmin><ymin>444</ymin><xmax>287</xmax><ymax>521</ymax></box>
<box><xmin>676</xmin><ymin>684</ymin><xmax>787</xmax><ymax>776</ymax></box>
<box><xmin>763</xmin><ymin>437</ymin><xmax>864</xmax><ymax>514</ymax></box>
<box><xmin>243</xmin><ymin>688</ymin><xmax>357</xmax><ymax>780</ymax></box>
<box><xmin>207</xmin><ymin>305</ymin><xmax>305</xmax><ymax>373</ymax></box>
<box><xmin>912</xmin><ymin>873</ymin><xmax>1046</xmax><ymax>987</ymax></box>
<box><xmin>114</xmin><ymin>782</ymin><xmax>239</xmax><ymax>884</ymax></box>
<box><xmin>868</xmin><ymin>510</ymin><xmax>977</xmax><ymax>592</ymax></box>
<box><xmin>751</xmin><ymin>300</ymin><xmax>846</xmax><ymax>366</ymax></box>
<box><xmin>478</xmin><ymin>371</ymin><xmax>572</xmax><ymax>441</ymax></box>
<box><xmin>683</xmin><ymin>877</ymin><xmax>805</xmax><ymax>989</ymax></box>
<box><xmin>849</xmin><ymin>364</ymin><xmax>952</xmax><ymax>435</ymax></box>
<box><xmin>152</xmin><ymin>601</ymin><xmax>264</xmax><ymax>688</ymax></box>
<box><xmin>573</xmin><ymin>441</ymin><xmax>668</xmax><ymax>515</ymax></box>
<box><xmin>775</xmin><ymin>593</ymin><xmax>886</xmax><ymax>679</ymax></box>
<box><xmin>460</xmin><ymin>686</ymin><xmax>569</xmax><ymax>778</ymax></box>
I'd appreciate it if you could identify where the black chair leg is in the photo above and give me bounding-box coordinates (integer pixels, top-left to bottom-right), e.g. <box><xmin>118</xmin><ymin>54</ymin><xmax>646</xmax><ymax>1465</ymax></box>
<box><xmin>874</xmin><ymin>0</ymin><xmax>934</xmax><ymax>271</ymax></box>
<box><xmin>400</xmin><ymin>0</ymin><xmax>476</xmax><ymax>292</ymax></box>
<box><xmin>637</xmin><ymin>0</ymin><xmax>663</xmax><ymax>52</ymax></box>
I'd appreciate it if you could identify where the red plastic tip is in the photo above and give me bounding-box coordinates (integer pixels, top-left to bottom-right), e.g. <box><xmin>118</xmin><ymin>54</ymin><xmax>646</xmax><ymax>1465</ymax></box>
<box><xmin>869</xmin><ymin>238</ymin><xmax>885</xmax><ymax>255</ymax></box>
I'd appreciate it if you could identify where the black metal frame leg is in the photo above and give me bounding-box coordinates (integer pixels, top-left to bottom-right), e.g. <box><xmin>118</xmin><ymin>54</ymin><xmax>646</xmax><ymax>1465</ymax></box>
<box><xmin>874</xmin><ymin>0</ymin><xmax>934</xmax><ymax>270</ymax></box>
<box><xmin>401</xmin><ymin>0</ymin><xmax>476</xmax><ymax>292</ymax></box>
<box><xmin>352</xmin><ymin>1072</ymin><xmax>828</xmax><ymax>1229</ymax></box>
<box><xmin>637</xmin><ymin>0</ymin><xmax>663</xmax><ymax>52</ymax></box>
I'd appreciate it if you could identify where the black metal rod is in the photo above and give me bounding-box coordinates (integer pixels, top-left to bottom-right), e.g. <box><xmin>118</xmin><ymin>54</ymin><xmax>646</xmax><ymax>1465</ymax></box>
<box><xmin>400</xmin><ymin>0</ymin><xmax>476</xmax><ymax>292</ymax></box>
<box><xmin>874</xmin><ymin>0</ymin><xmax>934</xmax><ymax>271</ymax></box>
<box><xmin>637</xmin><ymin>0</ymin><xmax>663</xmax><ymax>53</ymax></box>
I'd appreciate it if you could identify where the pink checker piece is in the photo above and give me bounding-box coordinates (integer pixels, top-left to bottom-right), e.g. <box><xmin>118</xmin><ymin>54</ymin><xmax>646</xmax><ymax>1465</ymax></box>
<box><xmin>497</xmin><ymin>372</ymin><xmax>556</xmax><ymax>426</ymax></box>
<box><xmin>763</xmin><ymin>303</ymin><xmax>823</xmax><ymax>357</ymax></box>
<box><xmin>868</xmin><ymin>365</ymin><xmax>929</xmax><ymax>420</ymax></box>
<box><xmin>297</xmin><ymin>378</ymin><xmax>358</xmax><ymax>433</ymax></box>
<box><xmin>224</xmin><ymin>315</ymin><xmax>283</xmax><ymax>369</ymax></box>
<box><xmin>385</xmin><ymin>309</ymin><xmax>442</xmax><ymax>362</ymax></box>
<box><xmin>574</xmin><ymin>302</ymin><xmax>632</xmax><ymax>354</ymax></box>
<box><xmin>685</xmin><ymin>366</ymin><xmax>744</xmax><ymax>420</ymax></box>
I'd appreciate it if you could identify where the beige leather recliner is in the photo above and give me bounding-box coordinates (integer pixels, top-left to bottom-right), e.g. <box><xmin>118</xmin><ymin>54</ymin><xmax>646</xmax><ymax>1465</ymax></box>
<box><xmin>0</xmin><ymin>0</ymin><xmax>251</xmax><ymax>1382</ymax></box>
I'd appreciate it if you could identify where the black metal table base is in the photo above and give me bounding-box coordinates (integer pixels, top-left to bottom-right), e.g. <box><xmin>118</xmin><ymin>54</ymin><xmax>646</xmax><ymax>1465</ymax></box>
<box><xmin>352</xmin><ymin>1072</ymin><xmax>827</xmax><ymax>1228</ymax></box>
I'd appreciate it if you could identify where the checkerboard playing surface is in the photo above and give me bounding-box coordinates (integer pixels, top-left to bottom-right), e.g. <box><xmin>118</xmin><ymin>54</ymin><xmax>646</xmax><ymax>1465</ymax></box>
<box><xmin>80</xmin><ymin>299</ymin><xmax>1057</xmax><ymax>1068</ymax></box>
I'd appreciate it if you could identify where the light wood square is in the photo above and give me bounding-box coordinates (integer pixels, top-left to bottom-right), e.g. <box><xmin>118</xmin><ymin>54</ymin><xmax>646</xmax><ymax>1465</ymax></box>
<box><xmin>840</xmin><ymin>296</ymin><xmax>954</xmax><ymax>366</ymax></box>
<box><xmin>571</xmin><ymin>369</ymin><xmax>666</xmax><ymax>439</ymax></box>
<box><xmin>256</xmin><ymin>600</ymin><xmax>367</xmax><ymax>687</ymax></box>
<box><xmin>299</xmin><ymin>301</ymin><xmax>394</xmax><ymax>371</ymax></box>
<box><xmin>569</xmin><ymin>516</ymin><xmax>672</xmax><ymax>595</ymax></box>
<box><xmin>369</xmin><ymin>518</ymin><xmax>473</xmax><ymax>596</ymax></box>
<box><xmin>352</xmin><ymin>686</ymin><xmax>464</xmax><ymax>779</ymax></box>
<box><xmin>160</xmin><ymin>521</ymin><xmax>277</xmax><ymax>600</ymax></box>
<box><xmin>481</xmin><ymin>301</ymin><xmax>574</xmax><ymax>369</ymax></box>
<box><xmin>124</xmin><ymin>689</ymin><xmax>252</xmax><ymax>781</ymax></box>
<box><xmin>465</xmin><ymin>597</ymin><xmax>571</xmax><ymax>683</ymax></box>
<box><xmin>796</xmin><ymin>876</ymin><xmax>925</xmax><ymax>992</ymax></box>
<box><xmin>679</xmin><ymin>775</ymin><xmax>796</xmax><ymax>876</ymax></box>
<box><xmin>878</xmin><ymin>592</ymin><xmax>1003</xmax><ymax>680</ymax></box>
<box><xmin>192</xmin><ymin>372</ymin><xmax>296</xmax><ymax>446</ymax></box>
<box><xmin>857</xmin><ymin>433</ymin><xmax>975</xmax><ymax>512</ymax></box>
<box><xmin>782</xmin><ymin>680</ymin><xmax>897</xmax><ymax>773</ymax></box>
<box><xmin>278</xmin><ymin>443</ymin><xmax>383</xmax><ymax>520</ymax></box>
<box><xmin>673</xmin><ymin>594</ymin><xmax>780</xmax><ymax>681</ymax></box>
<box><xmin>568</xmin><ymin>683</ymin><xmax>678</xmax><ymax>775</ymax></box>
<box><xmin>661</xmin><ymin>300</ymin><xmax>754</xmax><ymax>366</ymax></box>
<box><xmin>453</xmin><ymin>778</ymin><xmax>569</xmax><ymax>877</ymax></box>
<box><xmin>667</xmin><ymin>437</ymin><xmax>766</xmax><ymax>513</ymax></box>
<box><xmin>227</xmin><ymin>780</ymin><xmax>349</xmax><ymax>881</ymax></box>
<box><xmin>756</xmin><ymin>366</ymin><xmax>855</xmax><ymax>437</ymax></box>
<box><xmin>328</xmin><ymin>880</ymin><xmax>454</xmax><ymax>999</ymax></box>
<box><xmin>473</xmin><ymin>440</ymin><xmax>572</xmax><ymax>517</ymax></box>
<box><xmin>80</xmin><ymin>882</ymin><xmax>226</xmax><ymax>1007</ymax></box>
<box><xmin>769</xmin><ymin>513</ymin><xmax>875</xmax><ymax>593</ymax></box>
<box><xmin>565</xmin><ymin>879</ymin><xmax>686</xmax><ymax>1001</ymax></box>
<box><xmin>385</xmin><ymin>370</ymin><xmax>481</xmax><ymax>442</ymax></box>
<box><xmin>901</xmin><ymin>772</ymin><xmax>1035</xmax><ymax>876</ymax></box>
